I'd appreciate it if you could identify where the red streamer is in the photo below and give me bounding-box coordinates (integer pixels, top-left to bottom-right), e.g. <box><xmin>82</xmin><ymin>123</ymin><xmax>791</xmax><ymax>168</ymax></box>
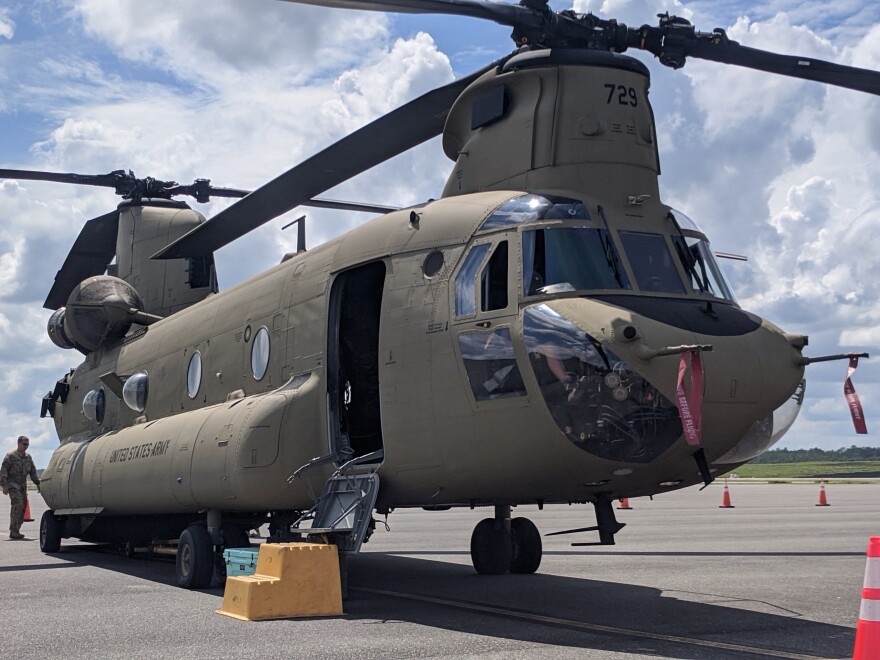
<box><xmin>844</xmin><ymin>356</ymin><xmax>868</xmax><ymax>435</ymax></box>
<box><xmin>676</xmin><ymin>349</ymin><xmax>703</xmax><ymax>447</ymax></box>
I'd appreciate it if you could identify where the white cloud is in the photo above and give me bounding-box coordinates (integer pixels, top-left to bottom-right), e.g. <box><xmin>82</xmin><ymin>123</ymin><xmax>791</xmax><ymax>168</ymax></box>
<box><xmin>1</xmin><ymin>0</ymin><xmax>878</xmax><ymax>464</ymax></box>
<box><xmin>0</xmin><ymin>8</ymin><xmax>13</xmax><ymax>40</ymax></box>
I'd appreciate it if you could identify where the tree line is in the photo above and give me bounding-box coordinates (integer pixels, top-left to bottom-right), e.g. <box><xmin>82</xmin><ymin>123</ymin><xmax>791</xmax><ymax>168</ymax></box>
<box><xmin>750</xmin><ymin>445</ymin><xmax>880</xmax><ymax>464</ymax></box>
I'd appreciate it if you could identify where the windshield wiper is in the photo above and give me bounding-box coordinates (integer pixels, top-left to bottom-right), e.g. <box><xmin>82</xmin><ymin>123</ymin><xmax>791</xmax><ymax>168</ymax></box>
<box><xmin>596</xmin><ymin>206</ymin><xmax>626</xmax><ymax>288</ymax></box>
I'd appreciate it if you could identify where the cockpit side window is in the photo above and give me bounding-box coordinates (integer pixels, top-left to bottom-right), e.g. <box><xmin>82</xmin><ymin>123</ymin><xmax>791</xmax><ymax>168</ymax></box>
<box><xmin>458</xmin><ymin>327</ymin><xmax>526</xmax><ymax>401</ymax></box>
<box><xmin>671</xmin><ymin>235</ymin><xmax>737</xmax><ymax>302</ymax></box>
<box><xmin>480</xmin><ymin>241</ymin><xmax>508</xmax><ymax>312</ymax></box>
<box><xmin>617</xmin><ymin>231</ymin><xmax>685</xmax><ymax>294</ymax></box>
<box><xmin>454</xmin><ymin>243</ymin><xmax>491</xmax><ymax>318</ymax></box>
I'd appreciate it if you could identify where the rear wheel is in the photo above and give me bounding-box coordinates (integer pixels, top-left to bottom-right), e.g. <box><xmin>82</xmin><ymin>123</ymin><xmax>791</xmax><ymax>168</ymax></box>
<box><xmin>510</xmin><ymin>517</ymin><xmax>542</xmax><ymax>574</ymax></box>
<box><xmin>214</xmin><ymin>524</ymin><xmax>252</xmax><ymax>582</ymax></box>
<box><xmin>470</xmin><ymin>518</ymin><xmax>512</xmax><ymax>575</ymax></box>
<box><xmin>176</xmin><ymin>525</ymin><xmax>214</xmax><ymax>589</ymax></box>
<box><xmin>39</xmin><ymin>510</ymin><xmax>62</xmax><ymax>553</ymax></box>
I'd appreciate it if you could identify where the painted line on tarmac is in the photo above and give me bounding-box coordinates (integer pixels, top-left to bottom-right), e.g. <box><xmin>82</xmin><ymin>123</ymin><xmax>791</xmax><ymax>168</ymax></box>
<box><xmin>353</xmin><ymin>587</ymin><xmax>825</xmax><ymax>660</ymax></box>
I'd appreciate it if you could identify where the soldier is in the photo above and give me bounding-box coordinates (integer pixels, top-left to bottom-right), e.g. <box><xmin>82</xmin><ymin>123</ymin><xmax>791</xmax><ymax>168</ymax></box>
<box><xmin>1</xmin><ymin>436</ymin><xmax>40</xmax><ymax>540</ymax></box>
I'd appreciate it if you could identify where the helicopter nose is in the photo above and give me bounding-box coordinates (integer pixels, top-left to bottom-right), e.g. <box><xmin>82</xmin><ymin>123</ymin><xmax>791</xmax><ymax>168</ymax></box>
<box><xmin>524</xmin><ymin>299</ymin><xmax>806</xmax><ymax>465</ymax></box>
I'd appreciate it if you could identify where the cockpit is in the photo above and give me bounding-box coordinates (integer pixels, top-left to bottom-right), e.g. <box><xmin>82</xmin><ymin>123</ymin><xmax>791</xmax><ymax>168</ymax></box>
<box><xmin>462</xmin><ymin>193</ymin><xmax>736</xmax><ymax>303</ymax></box>
<box><xmin>451</xmin><ymin>193</ymin><xmax>749</xmax><ymax>463</ymax></box>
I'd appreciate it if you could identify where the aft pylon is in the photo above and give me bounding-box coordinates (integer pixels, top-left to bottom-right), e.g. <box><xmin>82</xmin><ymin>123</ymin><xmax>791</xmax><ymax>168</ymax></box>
<box><xmin>23</xmin><ymin>497</ymin><xmax>33</xmax><ymax>522</ymax></box>
<box><xmin>815</xmin><ymin>480</ymin><xmax>830</xmax><ymax>506</ymax></box>
<box><xmin>854</xmin><ymin>537</ymin><xmax>880</xmax><ymax>659</ymax></box>
<box><xmin>617</xmin><ymin>498</ymin><xmax>633</xmax><ymax>510</ymax></box>
<box><xmin>719</xmin><ymin>479</ymin><xmax>734</xmax><ymax>508</ymax></box>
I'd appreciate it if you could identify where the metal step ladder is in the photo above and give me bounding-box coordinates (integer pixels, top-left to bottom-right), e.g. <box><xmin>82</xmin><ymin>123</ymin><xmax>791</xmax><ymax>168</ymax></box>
<box><xmin>287</xmin><ymin>449</ymin><xmax>382</xmax><ymax>554</ymax></box>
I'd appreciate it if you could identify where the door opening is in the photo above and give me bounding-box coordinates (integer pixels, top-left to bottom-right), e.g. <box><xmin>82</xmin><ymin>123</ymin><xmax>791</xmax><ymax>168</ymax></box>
<box><xmin>328</xmin><ymin>261</ymin><xmax>385</xmax><ymax>463</ymax></box>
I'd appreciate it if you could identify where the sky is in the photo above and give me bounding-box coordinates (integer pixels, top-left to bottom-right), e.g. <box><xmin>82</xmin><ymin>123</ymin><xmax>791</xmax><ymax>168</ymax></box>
<box><xmin>1</xmin><ymin>0</ymin><xmax>878</xmax><ymax>467</ymax></box>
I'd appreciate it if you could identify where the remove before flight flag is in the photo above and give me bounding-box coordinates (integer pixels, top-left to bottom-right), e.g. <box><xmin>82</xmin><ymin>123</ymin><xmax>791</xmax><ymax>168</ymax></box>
<box><xmin>844</xmin><ymin>356</ymin><xmax>868</xmax><ymax>434</ymax></box>
<box><xmin>676</xmin><ymin>348</ymin><xmax>703</xmax><ymax>447</ymax></box>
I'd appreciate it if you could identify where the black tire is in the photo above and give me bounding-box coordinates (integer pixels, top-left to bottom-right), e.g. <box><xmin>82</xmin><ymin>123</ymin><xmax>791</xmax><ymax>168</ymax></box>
<box><xmin>40</xmin><ymin>510</ymin><xmax>62</xmax><ymax>553</ymax></box>
<box><xmin>176</xmin><ymin>525</ymin><xmax>214</xmax><ymax>589</ymax></box>
<box><xmin>470</xmin><ymin>518</ymin><xmax>512</xmax><ymax>575</ymax></box>
<box><xmin>510</xmin><ymin>517</ymin><xmax>542</xmax><ymax>574</ymax></box>
<box><xmin>222</xmin><ymin>524</ymin><xmax>250</xmax><ymax>550</ymax></box>
<box><xmin>214</xmin><ymin>524</ymin><xmax>251</xmax><ymax>583</ymax></box>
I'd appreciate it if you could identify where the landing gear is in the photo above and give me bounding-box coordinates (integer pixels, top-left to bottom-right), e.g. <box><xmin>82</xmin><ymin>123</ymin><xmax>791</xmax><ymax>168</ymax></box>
<box><xmin>470</xmin><ymin>505</ymin><xmax>542</xmax><ymax>575</ymax></box>
<box><xmin>39</xmin><ymin>510</ymin><xmax>63</xmax><ymax>553</ymax></box>
<box><xmin>214</xmin><ymin>523</ymin><xmax>252</xmax><ymax>582</ymax></box>
<box><xmin>510</xmin><ymin>517</ymin><xmax>542</xmax><ymax>574</ymax></box>
<box><xmin>471</xmin><ymin>518</ymin><xmax>512</xmax><ymax>575</ymax></box>
<box><xmin>176</xmin><ymin>525</ymin><xmax>214</xmax><ymax>589</ymax></box>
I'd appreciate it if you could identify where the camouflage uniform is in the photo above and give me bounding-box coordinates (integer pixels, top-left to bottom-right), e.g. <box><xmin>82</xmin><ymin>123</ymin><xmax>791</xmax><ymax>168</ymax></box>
<box><xmin>1</xmin><ymin>448</ymin><xmax>40</xmax><ymax>538</ymax></box>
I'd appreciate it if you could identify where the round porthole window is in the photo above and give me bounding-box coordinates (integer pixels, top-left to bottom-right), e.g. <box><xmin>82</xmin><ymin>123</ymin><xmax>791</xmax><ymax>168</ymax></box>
<box><xmin>251</xmin><ymin>327</ymin><xmax>270</xmax><ymax>381</ymax></box>
<box><xmin>187</xmin><ymin>351</ymin><xmax>202</xmax><ymax>399</ymax></box>
<box><xmin>123</xmin><ymin>371</ymin><xmax>149</xmax><ymax>413</ymax></box>
<box><xmin>83</xmin><ymin>388</ymin><xmax>106</xmax><ymax>424</ymax></box>
<box><xmin>423</xmin><ymin>250</ymin><xmax>444</xmax><ymax>277</ymax></box>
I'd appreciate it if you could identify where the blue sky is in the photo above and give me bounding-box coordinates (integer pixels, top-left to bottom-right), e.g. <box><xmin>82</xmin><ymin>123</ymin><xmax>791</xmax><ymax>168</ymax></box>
<box><xmin>1</xmin><ymin>0</ymin><xmax>879</xmax><ymax>467</ymax></box>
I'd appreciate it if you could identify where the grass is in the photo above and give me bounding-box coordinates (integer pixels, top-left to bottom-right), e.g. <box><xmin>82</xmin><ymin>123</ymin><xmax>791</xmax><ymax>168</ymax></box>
<box><xmin>732</xmin><ymin>460</ymin><xmax>880</xmax><ymax>479</ymax></box>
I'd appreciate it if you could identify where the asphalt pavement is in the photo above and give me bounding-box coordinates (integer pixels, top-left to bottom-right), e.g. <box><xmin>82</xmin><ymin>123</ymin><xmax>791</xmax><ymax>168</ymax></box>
<box><xmin>1</xmin><ymin>482</ymin><xmax>876</xmax><ymax>659</ymax></box>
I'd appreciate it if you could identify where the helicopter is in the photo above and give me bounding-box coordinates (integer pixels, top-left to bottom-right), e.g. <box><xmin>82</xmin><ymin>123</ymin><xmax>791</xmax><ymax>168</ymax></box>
<box><xmin>6</xmin><ymin>0</ymin><xmax>875</xmax><ymax>588</ymax></box>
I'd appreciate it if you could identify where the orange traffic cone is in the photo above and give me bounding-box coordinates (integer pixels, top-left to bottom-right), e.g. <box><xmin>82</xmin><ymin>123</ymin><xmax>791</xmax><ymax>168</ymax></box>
<box><xmin>617</xmin><ymin>498</ymin><xmax>632</xmax><ymax>510</ymax></box>
<box><xmin>23</xmin><ymin>497</ymin><xmax>33</xmax><ymax>522</ymax></box>
<box><xmin>854</xmin><ymin>537</ymin><xmax>880</xmax><ymax>659</ymax></box>
<box><xmin>719</xmin><ymin>479</ymin><xmax>734</xmax><ymax>508</ymax></box>
<box><xmin>815</xmin><ymin>480</ymin><xmax>830</xmax><ymax>507</ymax></box>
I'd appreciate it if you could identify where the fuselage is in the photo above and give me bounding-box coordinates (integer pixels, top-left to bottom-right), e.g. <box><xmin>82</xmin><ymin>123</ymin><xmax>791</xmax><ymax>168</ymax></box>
<box><xmin>40</xmin><ymin>188</ymin><xmax>805</xmax><ymax>519</ymax></box>
<box><xmin>40</xmin><ymin>49</ymin><xmax>805</xmax><ymax>537</ymax></box>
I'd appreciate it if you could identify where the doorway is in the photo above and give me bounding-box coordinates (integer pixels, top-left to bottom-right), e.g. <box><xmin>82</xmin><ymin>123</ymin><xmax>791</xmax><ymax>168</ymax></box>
<box><xmin>327</xmin><ymin>261</ymin><xmax>385</xmax><ymax>463</ymax></box>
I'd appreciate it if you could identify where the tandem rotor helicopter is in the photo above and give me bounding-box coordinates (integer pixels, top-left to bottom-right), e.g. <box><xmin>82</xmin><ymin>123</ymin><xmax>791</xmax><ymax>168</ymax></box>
<box><xmin>3</xmin><ymin>0</ymin><xmax>875</xmax><ymax>588</ymax></box>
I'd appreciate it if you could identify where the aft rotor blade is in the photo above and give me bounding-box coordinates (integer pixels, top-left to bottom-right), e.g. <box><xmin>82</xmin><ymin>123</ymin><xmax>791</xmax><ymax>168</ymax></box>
<box><xmin>154</xmin><ymin>57</ymin><xmax>508</xmax><ymax>259</ymax></box>
<box><xmin>276</xmin><ymin>0</ymin><xmax>542</xmax><ymax>28</ymax></box>
<box><xmin>44</xmin><ymin>210</ymin><xmax>120</xmax><ymax>310</ymax></box>
<box><xmin>0</xmin><ymin>168</ymin><xmax>121</xmax><ymax>189</ymax></box>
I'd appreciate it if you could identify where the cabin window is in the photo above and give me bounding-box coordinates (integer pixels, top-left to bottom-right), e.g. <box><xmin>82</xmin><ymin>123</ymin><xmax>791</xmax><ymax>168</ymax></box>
<box><xmin>522</xmin><ymin>227</ymin><xmax>630</xmax><ymax>295</ymax></box>
<box><xmin>617</xmin><ymin>231</ymin><xmax>685</xmax><ymax>294</ymax></box>
<box><xmin>82</xmin><ymin>388</ymin><xmax>105</xmax><ymax>424</ymax></box>
<box><xmin>423</xmin><ymin>250</ymin><xmax>444</xmax><ymax>278</ymax></box>
<box><xmin>186</xmin><ymin>351</ymin><xmax>202</xmax><ymax>399</ymax></box>
<box><xmin>480</xmin><ymin>241</ymin><xmax>508</xmax><ymax>312</ymax></box>
<box><xmin>123</xmin><ymin>371</ymin><xmax>149</xmax><ymax>413</ymax></box>
<box><xmin>454</xmin><ymin>243</ymin><xmax>490</xmax><ymax>318</ymax></box>
<box><xmin>458</xmin><ymin>327</ymin><xmax>526</xmax><ymax>401</ymax></box>
<box><xmin>251</xmin><ymin>327</ymin><xmax>270</xmax><ymax>381</ymax></box>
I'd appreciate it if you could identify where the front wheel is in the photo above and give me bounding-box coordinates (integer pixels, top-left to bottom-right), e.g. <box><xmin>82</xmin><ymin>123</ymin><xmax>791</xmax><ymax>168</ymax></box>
<box><xmin>470</xmin><ymin>518</ymin><xmax>512</xmax><ymax>575</ymax></box>
<box><xmin>510</xmin><ymin>517</ymin><xmax>542</xmax><ymax>574</ymax></box>
<box><xmin>176</xmin><ymin>525</ymin><xmax>214</xmax><ymax>589</ymax></box>
<box><xmin>39</xmin><ymin>510</ymin><xmax>63</xmax><ymax>553</ymax></box>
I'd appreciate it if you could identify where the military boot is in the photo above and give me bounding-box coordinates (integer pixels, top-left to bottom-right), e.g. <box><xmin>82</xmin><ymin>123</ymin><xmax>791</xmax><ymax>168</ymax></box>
<box><xmin>9</xmin><ymin>532</ymin><xmax>24</xmax><ymax>540</ymax></box>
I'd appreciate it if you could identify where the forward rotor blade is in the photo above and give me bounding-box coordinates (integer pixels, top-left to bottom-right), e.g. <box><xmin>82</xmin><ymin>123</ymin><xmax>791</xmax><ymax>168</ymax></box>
<box><xmin>154</xmin><ymin>57</ymin><xmax>508</xmax><ymax>259</ymax></box>
<box><xmin>629</xmin><ymin>23</ymin><xmax>880</xmax><ymax>96</ymax></box>
<box><xmin>683</xmin><ymin>40</ymin><xmax>880</xmax><ymax>96</ymax></box>
<box><xmin>276</xmin><ymin>0</ymin><xmax>541</xmax><ymax>28</ymax></box>
<box><xmin>44</xmin><ymin>210</ymin><xmax>120</xmax><ymax>310</ymax></box>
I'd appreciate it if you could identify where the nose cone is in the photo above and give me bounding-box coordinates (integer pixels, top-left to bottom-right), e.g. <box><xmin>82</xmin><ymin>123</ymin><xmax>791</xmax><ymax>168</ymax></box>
<box><xmin>533</xmin><ymin>298</ymin><xmax>806</xmax><ymax>464</ymax></box>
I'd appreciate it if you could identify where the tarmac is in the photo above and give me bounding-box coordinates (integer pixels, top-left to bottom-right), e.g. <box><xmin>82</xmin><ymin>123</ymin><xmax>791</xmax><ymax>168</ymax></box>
<box><xmin>1</xmin><ymin>481</ymin><xmax>877</xmax><ymax>659</ymax></box>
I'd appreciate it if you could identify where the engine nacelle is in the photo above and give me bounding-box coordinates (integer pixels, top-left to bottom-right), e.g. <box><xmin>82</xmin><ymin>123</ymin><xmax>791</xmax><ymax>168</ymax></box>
<box><xmin>62</xmin><ymin>276</ymin><xmax>145</xmax><ymax>353</ymax></box>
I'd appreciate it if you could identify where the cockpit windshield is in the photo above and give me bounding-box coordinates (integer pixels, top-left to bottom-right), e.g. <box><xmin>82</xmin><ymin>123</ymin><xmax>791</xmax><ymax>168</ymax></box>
<box><xmin>522</xmin><ymin>227</ymin><xmax>631</xmax><ymax>295</ymax></box>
